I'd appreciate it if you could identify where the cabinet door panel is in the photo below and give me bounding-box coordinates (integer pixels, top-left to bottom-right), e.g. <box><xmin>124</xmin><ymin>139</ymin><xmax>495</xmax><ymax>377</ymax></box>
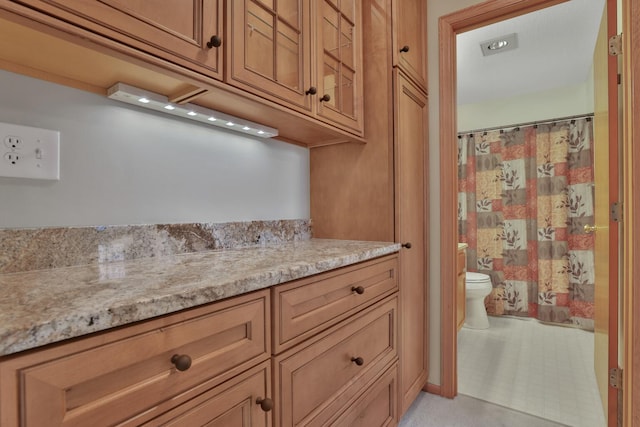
<box><xmin>393</xmin><ymin>0</ymin><xmax>427</xmax><ymax>90</ymax></box>
<box><xmin>142</xmin><ymin>361</ymin><xmax>272</xmax><ymax>427</ymax></box>
<box><xmin>316</xmin><ymin>0</ymin><xmax>363</xmax><ymax>134</ymax></box>
<box><xmin>19</xmin><ymin>0</ymin><xmax>222</xmax><ymax>78</ymax></box>
<box><xmin>331</xmin><ymin>363</ymin><xmax>398</xmax><ymax>427</ymax></box>
<box><xmin>395</xmin><ymin>70</ymin><xmax>428</xmax><ymax>415</ymax></box>
<box><xmin>229</xmin><ymin>0</ymin><xmax>312</xmax><ymax>110</ymax></box>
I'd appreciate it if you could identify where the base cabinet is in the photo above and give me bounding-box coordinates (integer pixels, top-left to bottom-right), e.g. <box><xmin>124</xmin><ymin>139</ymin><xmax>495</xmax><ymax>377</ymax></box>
<box><xmin>0</xmin><ymin>255</ymin><xmax>399</xmax><ymax>427</ymax></box>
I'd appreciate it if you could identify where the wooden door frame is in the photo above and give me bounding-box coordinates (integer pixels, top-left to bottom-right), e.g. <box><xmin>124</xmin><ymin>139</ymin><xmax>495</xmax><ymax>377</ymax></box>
<box><xmin>622</xmin><ymin>0</ymin><xmax>640</xmax><ymax>424</ymax></box>
<box><xmin>438</xmin><ymin>3</ymin><xmax>638</xmax><ymax>425</ymax></box>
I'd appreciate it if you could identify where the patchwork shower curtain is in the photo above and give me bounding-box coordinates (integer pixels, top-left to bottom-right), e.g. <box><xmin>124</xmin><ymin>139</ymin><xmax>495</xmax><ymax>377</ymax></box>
<box><xmin>458</xmin><ymin>117</ymin><xmax>595</xmax><ymax>330</ymax></box>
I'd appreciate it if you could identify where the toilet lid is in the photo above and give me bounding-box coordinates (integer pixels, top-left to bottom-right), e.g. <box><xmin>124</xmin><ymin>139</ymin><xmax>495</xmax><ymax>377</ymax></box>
<box><xmin>466</xmin><ymin>272</ymin><xmax>491</xmax><ymax>283</ymax></box>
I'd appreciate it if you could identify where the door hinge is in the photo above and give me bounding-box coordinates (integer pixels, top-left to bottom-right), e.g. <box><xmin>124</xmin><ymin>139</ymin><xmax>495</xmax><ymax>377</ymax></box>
<box><xmin>611</xmin><ymin>202</ymin><xmax>623</xmax><ymax>222</ymax></box>
<box><xmin>610</xmin><ymin>367</ymin><xmax>623</xmax><ymax>389</ymax></box>
<box><xmin>618</xmin><ymin>73</ymin><xmax>622</xmax><ymax>85</ymax></box>
<box><xmin>609</xmin><ymin>34</ymin><xmax>623</xmax><ymax>56</ymax></box>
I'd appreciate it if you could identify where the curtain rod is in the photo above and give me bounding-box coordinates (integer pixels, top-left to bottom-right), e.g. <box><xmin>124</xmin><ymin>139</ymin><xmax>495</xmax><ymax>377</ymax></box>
<box><xmin>458</xmin><ymin>113</ymin><xmax>594</xmax><ymax>136</ymax></box>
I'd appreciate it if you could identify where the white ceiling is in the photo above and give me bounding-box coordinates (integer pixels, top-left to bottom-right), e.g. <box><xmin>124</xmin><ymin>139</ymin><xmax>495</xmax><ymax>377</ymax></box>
<box><xmin>456</xmin><ymin>0</ymin><xmax>606</xmax><ymax>105</ymax></box>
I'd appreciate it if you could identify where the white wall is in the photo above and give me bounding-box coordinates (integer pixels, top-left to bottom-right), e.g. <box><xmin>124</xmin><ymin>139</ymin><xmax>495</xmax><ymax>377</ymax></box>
<box><xmin>0</xmin><ymin>70</ymin><xmax>310</xmax><ymax>228</ymax></box>
<box><xmin>428</xmin><ymin>0</ymin><xmax>489</xmax><ymax>388</ymax></box>
<box><xmin>458</xmin><ymin>68</ymin><xmax>594</xmax><ymax>132</ymax></box>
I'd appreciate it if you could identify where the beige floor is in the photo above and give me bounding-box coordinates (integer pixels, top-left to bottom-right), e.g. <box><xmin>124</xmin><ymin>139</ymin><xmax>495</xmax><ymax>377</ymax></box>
<box><xmin>400</xmin><ymin>315</ymin><xmax>605</xmax><ymax>427</ymax></box>
<box><xmin>399</xmin><ymin>392</ymin><xmax>567</xmax><ymax>426</ymax></box>
<box><xmin>457</xmin><ymin>316</ymin><xmax>605</xmax><ymax>426</ymax></box>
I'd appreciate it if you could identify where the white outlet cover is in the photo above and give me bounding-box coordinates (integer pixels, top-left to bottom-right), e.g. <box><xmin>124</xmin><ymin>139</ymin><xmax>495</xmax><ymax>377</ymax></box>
<box><xmin>0</xmin><ymin>122</ymin><xmax>60</xmax><ymax>180</ymax></box>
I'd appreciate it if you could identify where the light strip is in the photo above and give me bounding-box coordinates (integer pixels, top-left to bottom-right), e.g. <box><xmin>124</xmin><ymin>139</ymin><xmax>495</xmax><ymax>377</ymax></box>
<box><xmin>107</xmin><ymin>83</ymin><xmax>278</xmax><ymax>138</ymax></box>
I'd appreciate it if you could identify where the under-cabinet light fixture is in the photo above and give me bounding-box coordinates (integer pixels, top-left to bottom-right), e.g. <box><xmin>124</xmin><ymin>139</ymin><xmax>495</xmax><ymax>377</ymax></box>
<box><xmin>107</xmin><ymin>83</ymin><xmax>278</xmax><ymax>138</ymax></box>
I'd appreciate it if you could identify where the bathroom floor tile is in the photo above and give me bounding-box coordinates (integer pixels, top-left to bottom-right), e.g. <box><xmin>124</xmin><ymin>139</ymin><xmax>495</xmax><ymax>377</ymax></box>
<box><xmin>458</xmin><ymin>316</ymin><xmax>606</xmax><ymax>427</ymax></box>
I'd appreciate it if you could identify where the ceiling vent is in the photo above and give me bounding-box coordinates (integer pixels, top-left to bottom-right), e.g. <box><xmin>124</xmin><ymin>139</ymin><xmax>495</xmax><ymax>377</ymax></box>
<box><xmin>480</xmin><ymin>33</ymin><xmax>518</xmax><ymax>56</ymax></box>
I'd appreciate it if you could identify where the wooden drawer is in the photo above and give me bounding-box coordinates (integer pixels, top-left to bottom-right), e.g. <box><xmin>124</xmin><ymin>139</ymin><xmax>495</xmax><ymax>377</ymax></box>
<box><xmin>273</xmin><ymin>296</ymin><xmax>398</xmax><ymax>427</ymax></box>
<box><xmin>273</xmin><ymin>255</ymin><xmax>398</xmax><ymax>353</ymax></box>
<box><xmin>330</xmin><ymin>363</ymin><xmax>398</xmax><ymax>427</ymax></box>
<box><xmin>142</xmin><ymin>360</ymin><xmax>272</xmax><ymax>427</ymax></box>
<box><xmin>0</xmin><ymin>290</ymin><xmax>270</xmax><ymax>427</ymax></box>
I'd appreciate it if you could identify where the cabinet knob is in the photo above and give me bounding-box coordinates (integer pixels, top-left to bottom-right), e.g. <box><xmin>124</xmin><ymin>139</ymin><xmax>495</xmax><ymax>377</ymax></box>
<box><xmin>256</xmin><ymin>397</ymin><xmax>274</xmax><ymax>412</ymax></box>
<box><xmin>400</xmin><ymin>45</ymin><xmax>410</xmax><ymax>53</ymax></box>
<box><xmin>171</xmin><ymin>354</ymin><xmax>192</xmax><ymax>371</ymax></box>
<box><xmin>320</xmin><ymin>94</ymin><xmax>331</xmax><ymax>102</ymax></box>
<box><xmin>306</xmin><ymin>86</ymin><xmax>317</xmax><ymax>95</ymax></box>
<box><xmin>351</xmin><ymin>356</ymin><xmax>364</xmax><ymax>366</ymax></box>
<box><xmin>351</xmin><ymin>285</ymin><xmax>365</xmax><ymax>295</ymax></box>
<box><xmin>206</xmin><ymin>35</ymin><xmax>222</xmax><ymax>48</ymax></box>
<box><xmin>401</xmin><ymin>242</ymin><xmax>412</xmax><ymax>249</ymax></box>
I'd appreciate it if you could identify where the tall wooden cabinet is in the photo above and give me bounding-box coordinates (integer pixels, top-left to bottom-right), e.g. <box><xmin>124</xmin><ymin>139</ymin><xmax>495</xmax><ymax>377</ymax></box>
<box><xmin>310</xmin><ymin>0</ymin><xmax>428</xmax><ymax>419</ymax></box>
<box><xmin>394</xmin><ymin>70</ymin><xmax>428</xmax><ymax>414</ymax></box>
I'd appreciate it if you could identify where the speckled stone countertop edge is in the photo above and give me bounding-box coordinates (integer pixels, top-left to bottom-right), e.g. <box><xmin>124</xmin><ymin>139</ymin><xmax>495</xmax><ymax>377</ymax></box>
<box><xmin>0</xmin><ymin>239</ymin><xmax>400</xmax><ymax>357</ymax></box>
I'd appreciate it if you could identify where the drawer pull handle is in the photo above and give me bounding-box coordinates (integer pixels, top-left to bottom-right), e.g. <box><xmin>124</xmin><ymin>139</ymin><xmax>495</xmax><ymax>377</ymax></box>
<box><xmin>320</xmin><ymin>94</ymin><xmax>331</xmax><ymax>102</ymax></box>
<box><xmin>206</xmin><ymin>35</ymin><xmax>222</xmax><ymax>48</ymax></box>
<box><xmin>256</xmin><ymin>397</ymin><xmax>274</xmax><ymax>412</ymax></box>
<box><xmin>401</xmin><ymin>242</ymin><xmax>412</xmax><ymax>249</ymax></box>
<box><xmin>171</xmin><ymin>354</ymin><xmax>192</xmax><ymax>371</ymax></box>
<box><xmin>306</xmin><ymin>86</ymin><xmax>317</xmax><ymax>95</ymax></box>
<box><xmin>400</xmin><ymin>45</ymin><xmax>410</xmax><ymax>53</ymax></box>
<box><xmin>351</xmin><ymin>286</ymin><xmax>365</xmax><ymax>295</ymax></box>
<box><xmin>351</xmin><ymin>356</ymin><xmax>364</xmax><ymax>366</ymax></box>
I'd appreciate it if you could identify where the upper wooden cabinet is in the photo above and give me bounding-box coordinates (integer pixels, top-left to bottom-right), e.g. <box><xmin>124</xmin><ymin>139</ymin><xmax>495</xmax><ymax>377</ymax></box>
<box><xmin>392</xmin><ymin>0</ymin><xmax>427</xmax><ymax>90</ymax></box>
<box><xmin>228</xmin><ymin>0</ymin><xmax>313</xmax><ymax>111</ymax></box>
<box><xmin>14</xmin><ymin>0</ymin><xmax>223</xmax><ymax>80</ymax></box>
<box><xmin>316</xmin><ymin>0</ymin><xmax>364</xmax><ymax>134</ymax></box>
<box><xmin>228</xmin><ymin>0</ymin><xmax>364</xmax><ymax>135</ymax></box>
<box><xmin>0</xmin><ymin>0</ymin><xmax>366</xmax><ymax>146</ymax></box>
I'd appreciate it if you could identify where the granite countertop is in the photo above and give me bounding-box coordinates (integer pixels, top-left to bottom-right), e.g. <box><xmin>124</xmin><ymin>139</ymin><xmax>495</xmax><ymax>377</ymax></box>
<box><xmin>458</xmin><ymin>243</ymin><xmax>468</xmax><ymax>250</ymax></box>
<box><xmin>0</xmin><ymin>239</ymin><xmax>399</xmax><ymax>357</ymax></box>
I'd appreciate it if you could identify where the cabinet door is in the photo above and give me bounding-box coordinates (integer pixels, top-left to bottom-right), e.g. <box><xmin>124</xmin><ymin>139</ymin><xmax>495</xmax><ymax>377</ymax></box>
<box><xmin>392</xmin><ymin>0</ymin><xmax>427</xmax><ymax>90</ymax></box>
<box><xmin>18</xmin><ymin>0</ymin><xmax>223</xmax><ymax>79</ymax></box>
<box><xmin>394</xmin><ymin>70</ymin><xmax>428</xmax><ymax>415</ymax></box>
<box><xmin>228</xmin><ymin>0</ymin><xmax>312</xmax><ymax>110</ymax></box>
<box><xmin>331</xmin><ymin>363</ymin><xmax>398</xmax><ymax>427</ymax></box>
<box><xmin>142</xmin><ymin>361</ymin><xmax>272</xmax><ymax>427</ymax></box>
<box><xmin>316</xmin><ymin>0</ymin><xmax>364</xmax><ymax>135</ymax></box>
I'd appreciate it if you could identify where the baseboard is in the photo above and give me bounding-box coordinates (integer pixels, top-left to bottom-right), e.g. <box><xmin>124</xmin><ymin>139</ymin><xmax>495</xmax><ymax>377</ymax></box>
<box><xmin>422</xmin><ymin>382</ymin><xmax>441</xmax><ymax>395</ymax></box>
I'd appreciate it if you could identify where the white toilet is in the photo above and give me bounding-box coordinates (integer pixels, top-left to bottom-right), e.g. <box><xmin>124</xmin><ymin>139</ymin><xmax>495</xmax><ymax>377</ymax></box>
<box><xmin>464</xmin><ymin>272</ymin><xmax>492</xmax><ymax>329</ymax></box>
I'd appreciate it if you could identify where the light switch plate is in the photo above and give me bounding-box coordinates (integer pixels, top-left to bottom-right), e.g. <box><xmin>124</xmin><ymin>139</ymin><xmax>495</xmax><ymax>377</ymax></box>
<box><xmin>0</xmin><ymin>122</ymin><xmax>60</xmax><ymax>180</ymax></box>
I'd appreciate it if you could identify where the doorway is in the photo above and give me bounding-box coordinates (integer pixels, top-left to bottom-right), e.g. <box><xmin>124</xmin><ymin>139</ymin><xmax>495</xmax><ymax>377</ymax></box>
<box><xmin>437</xmin><ymin>0</ymin><xmax>621</xmax><ymax>426</ymax></box>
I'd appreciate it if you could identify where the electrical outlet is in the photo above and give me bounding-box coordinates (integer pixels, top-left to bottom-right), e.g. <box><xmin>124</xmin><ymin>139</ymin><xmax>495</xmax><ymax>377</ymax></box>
<box><xmin>4</xmin><ymin>136</ymin><xmax>22</xmax><ymax>150</ymax></box>
<box><xmin>4</xmin><ymin>152</ymin><xmax>21</xmax><ymax>165</ymax></box>
<box><xmin>0</xmin><ymin>122</ymin><xmax>60</xmax><ymax>180</ymax></box>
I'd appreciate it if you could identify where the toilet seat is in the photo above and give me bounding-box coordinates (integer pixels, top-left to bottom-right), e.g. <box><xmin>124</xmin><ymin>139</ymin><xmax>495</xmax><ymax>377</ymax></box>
<box><xmin>466</xmin><ymin>272</ymin><xmax>491</xmax><ymax>283</ymax></box>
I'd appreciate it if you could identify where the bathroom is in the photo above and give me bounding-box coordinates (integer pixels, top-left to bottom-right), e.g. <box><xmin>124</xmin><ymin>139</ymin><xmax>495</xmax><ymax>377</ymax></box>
<box><xmin>455</xmin><ymin>0</ymin><xmax>610</xmax><ymax>426</ymax></box>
